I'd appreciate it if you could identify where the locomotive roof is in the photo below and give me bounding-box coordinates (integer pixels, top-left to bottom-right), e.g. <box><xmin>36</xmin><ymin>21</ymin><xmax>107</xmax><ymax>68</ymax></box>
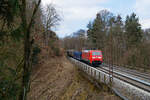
<box><xmin>82</xmin><ymin>50</ymin><xmax>101</xmax><ymax>52</ymax></box>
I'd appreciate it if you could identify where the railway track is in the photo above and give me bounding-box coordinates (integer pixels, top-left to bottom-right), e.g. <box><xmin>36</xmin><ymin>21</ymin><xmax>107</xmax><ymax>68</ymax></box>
<box><xmin>102</xmin><ymin>63</ymin><xmax>150</xmax><ymax>83</ymax></box>
<box><xmin>101</xmin><ymin>64</ymin><xmax>150</xmax><ymax>83</ymax></box>
<box><xmin>97</xmin><ymin>66</ymin><xmax>150</xmax><ymax>93</ymax></box>
<box><xmin>69</xmin><ymin>57</ymin><xmax>150</xmax><ymax>99</ymax></box>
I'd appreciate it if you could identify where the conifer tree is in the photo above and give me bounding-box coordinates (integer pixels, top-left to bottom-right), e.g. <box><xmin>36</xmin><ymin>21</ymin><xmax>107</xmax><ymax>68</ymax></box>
<box><xmin>125</xmin><ymin>13</ymin><xmax>143</xmax><ymax>47</ymax></box>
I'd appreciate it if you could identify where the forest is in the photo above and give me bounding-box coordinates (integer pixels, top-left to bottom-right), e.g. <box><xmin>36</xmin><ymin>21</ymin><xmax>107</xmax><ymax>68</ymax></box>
<box><xmin>63</xmin><ymin>10</ymin><xmax>150</xmax><ymax>72</ymax></box>
<box><xmin>0</xmin><ymin>0</ymin><xmax>150</xmax><ymax>100</ymax></box>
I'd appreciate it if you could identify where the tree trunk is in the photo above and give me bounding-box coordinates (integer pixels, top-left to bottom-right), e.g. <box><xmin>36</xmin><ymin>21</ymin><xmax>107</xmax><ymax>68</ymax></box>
<box><xmin>19</xmin><ymin>0</ymin><xmax>29</xmax><ymax>100</ymax></box>
<box><xmin>19</xmin><ymin>0</ymin><xmax>41</xmax><ymax>99</ymax></box>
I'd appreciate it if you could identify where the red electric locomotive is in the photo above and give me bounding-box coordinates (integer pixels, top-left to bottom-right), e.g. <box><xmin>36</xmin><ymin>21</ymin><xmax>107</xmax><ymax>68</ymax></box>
<box><xmin>82</xmin><ymin>50</ymin><xmax>103</xmax><ymax>66</ymax></box>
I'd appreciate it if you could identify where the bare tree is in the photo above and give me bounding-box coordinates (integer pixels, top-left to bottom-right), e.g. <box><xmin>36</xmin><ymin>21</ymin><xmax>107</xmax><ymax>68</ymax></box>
<box><xmin>42</xmin><ymin>4</ymin><xmax>61</xmax><ymax>46</ymax></box>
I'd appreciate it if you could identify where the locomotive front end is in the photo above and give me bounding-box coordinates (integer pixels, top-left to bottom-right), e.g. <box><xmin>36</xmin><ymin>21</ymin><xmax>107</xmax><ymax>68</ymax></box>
<box><xmin>91</xmin><ymin>50</ymin><xmax>103</xmax><ymax>66</ymax></box>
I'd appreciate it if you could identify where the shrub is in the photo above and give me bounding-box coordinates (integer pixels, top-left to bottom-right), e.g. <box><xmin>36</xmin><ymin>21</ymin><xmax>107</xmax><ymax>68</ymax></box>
<box><xmin>32</xmin><ymin>45</ymin><xmax>41</xmax><ymax>65</ymax></box>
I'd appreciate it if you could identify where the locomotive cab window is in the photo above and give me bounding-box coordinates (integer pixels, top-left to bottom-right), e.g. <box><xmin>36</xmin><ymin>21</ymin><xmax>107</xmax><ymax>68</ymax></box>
<box><xmin>92</xmin><ymin>52</ymin><xmax>101</xmax><ymax>56</ymax></box>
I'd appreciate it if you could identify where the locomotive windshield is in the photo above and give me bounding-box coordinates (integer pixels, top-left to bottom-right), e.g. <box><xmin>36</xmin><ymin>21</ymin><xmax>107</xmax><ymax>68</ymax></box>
<box><xmin>92</xmin><ymin>52</ymin><xmax>101</xmax><ymax>56</ymax></box>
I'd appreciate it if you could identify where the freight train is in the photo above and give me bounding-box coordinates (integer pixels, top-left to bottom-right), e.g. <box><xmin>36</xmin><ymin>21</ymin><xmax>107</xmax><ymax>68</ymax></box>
<box><xmin>67</xmin><ymin>50</ymin><xmax>103</xmax><ymax>66</ymax></box>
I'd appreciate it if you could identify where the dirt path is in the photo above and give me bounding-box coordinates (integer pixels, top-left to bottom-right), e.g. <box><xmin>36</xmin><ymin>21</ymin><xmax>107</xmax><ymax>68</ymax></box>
<box><xmin>28</xmin><ymin>57</ymin><xmax>120</xmax><ymax>100</ymax></box>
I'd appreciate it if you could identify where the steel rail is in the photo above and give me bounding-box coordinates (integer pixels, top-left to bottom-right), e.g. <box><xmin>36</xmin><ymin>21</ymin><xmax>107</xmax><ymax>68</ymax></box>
<box><xmin>97</xmin><ymin>66</ymin><xmax>150</xmax><ymax>93</ymax></box>
<box><xmin>101</xmin><ymin>64</ymin><xmax>150</xmax><ymax>86</ymax></box>
<box><xmin>103</xmin><ymin>63</ymin><xmax>150</xmax><ymax>80</ymax></box>
<box><xmin>112</xmin><ymin>67</ymin><xmax>150</xmax><ymax>81</ymax></box>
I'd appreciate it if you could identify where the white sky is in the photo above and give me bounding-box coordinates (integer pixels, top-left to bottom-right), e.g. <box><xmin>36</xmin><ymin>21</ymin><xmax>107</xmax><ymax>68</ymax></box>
<box><xmin>42</xmin><ymin>0</ymin><xmax>150</xmax><ymax>38</ymax></box>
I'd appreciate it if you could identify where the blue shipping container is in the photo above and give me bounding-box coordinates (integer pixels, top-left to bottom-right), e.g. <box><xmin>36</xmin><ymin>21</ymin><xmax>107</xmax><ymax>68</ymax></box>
<box><xmin>73</xmin><ymin>51</ymin><xmax>82</xmax><ymax>60</ymax></box>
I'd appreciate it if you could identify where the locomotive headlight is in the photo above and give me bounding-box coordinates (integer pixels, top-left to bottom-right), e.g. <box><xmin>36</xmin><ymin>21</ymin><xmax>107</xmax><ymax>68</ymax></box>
<box><xmin>92</xmin><ymin>57</ymin><xmax>96</xmax><ymax>59</ymax></box>
<box><xmin>98</xmin><ymin>57</ymin><xmax>102</xmax><ymax>59</ymax></box>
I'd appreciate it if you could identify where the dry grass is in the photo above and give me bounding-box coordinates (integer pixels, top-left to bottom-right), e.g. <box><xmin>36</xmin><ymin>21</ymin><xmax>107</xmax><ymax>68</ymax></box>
<box><xmin>28</xmin><ymin>57</ymin><xmax>120</xmax><ymax>100</ymax></box>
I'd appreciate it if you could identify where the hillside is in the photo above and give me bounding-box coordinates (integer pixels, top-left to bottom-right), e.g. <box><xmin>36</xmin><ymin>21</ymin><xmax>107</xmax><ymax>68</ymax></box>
<box><xmin>28</xmin><ymin>56</ymin><xmax>120</xmax><ymax>100</ymax></box>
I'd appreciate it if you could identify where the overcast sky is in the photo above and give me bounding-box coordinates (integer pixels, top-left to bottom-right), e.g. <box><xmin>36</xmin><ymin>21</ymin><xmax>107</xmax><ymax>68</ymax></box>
<box><xmin>42</xmin><ymin>0</ymin><xmax>150</xmax><ymax>38</ymax></box>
